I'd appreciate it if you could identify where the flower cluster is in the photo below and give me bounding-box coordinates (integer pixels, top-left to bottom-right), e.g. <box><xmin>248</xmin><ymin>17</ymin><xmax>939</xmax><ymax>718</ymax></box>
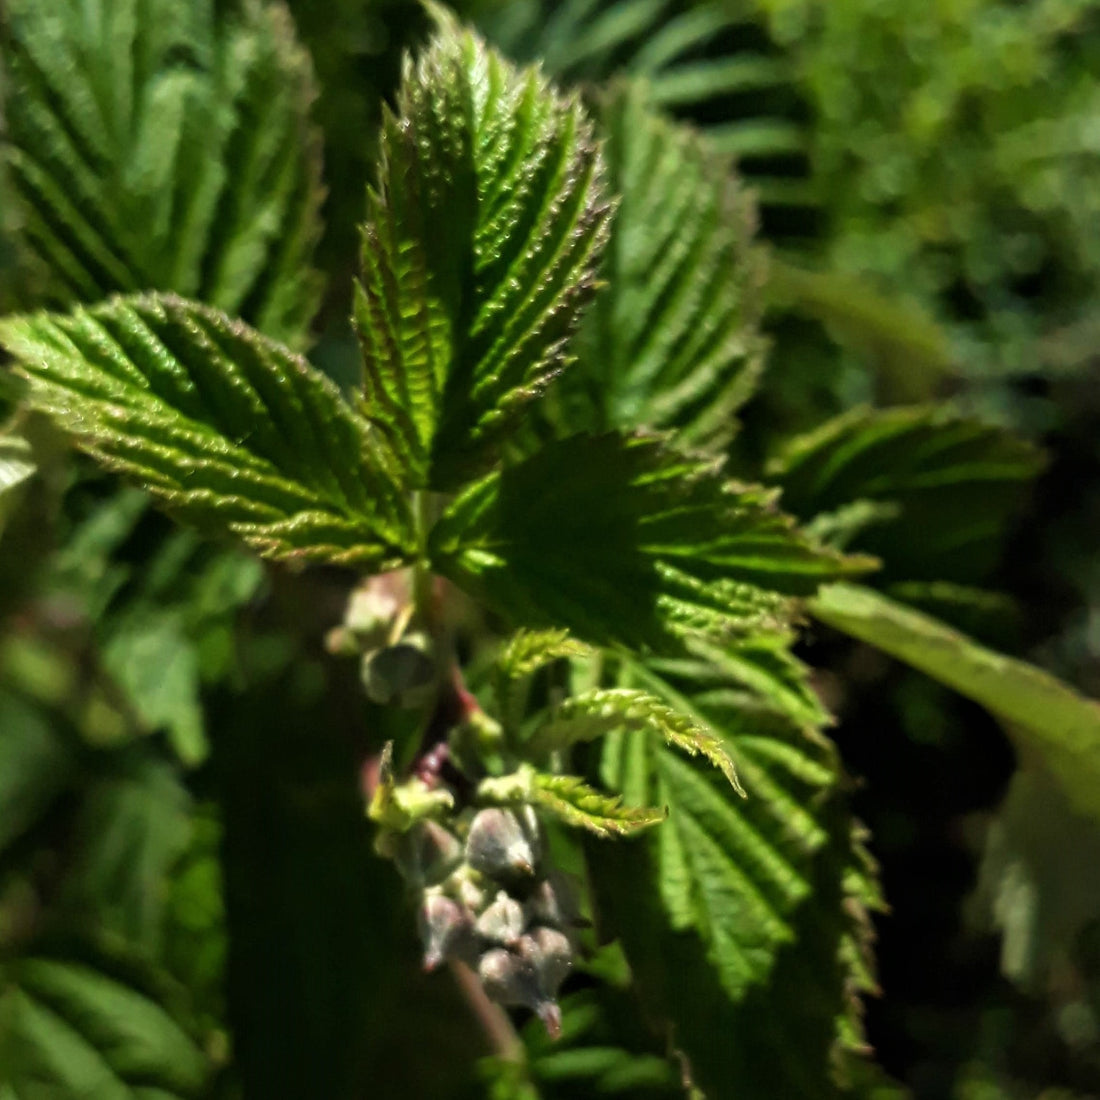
<box><xmin>380</xmin><ymin>806</ymin><xmax>576</xmax><ymax>1036</ymax></box>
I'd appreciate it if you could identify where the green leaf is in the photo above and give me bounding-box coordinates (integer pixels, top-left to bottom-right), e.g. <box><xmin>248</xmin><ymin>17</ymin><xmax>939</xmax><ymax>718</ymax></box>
<box><xmin>589</xmin><ymin>653</ymin><xmax>879</xmax><ymax>1097</ymax></box>
<box><xmin>0</xmin><ymin>690</ymin><xmax>77</xmax><ymax>859</ymax></box>
<box><xmin>971</xmin><ymin>766</ymin><xmax>1100</xmax><ymax>993</ymax></box>
<box><xmin>478</xmin><ymin>764</ymin><xmax>666</xmax><ymax>838</ymax></box>
<box><xmin>495</xmin><ymin>629</ymin><xmax>593</xmax><ymax>683</ymax></box>
<box><xmin>481</xmin><ymin>988</ymin><xmax>680</xmax><ymax>1098</ymax></box>
<box><xmin>0</xmin><ymin>957</ymin><xmax>210</xmax><ymax>1097</ymax></box>
<box><xmin>102</xmin><ymin>611</ymin><xmax>205</xmax><ymax>767</ymax></box>
<box><xmin>810</xmin><ymin>582</ymin><xmax>1100</xmax><ymax>821</ymax></box>
<box><xmin>353</xmin><ymin>16</ymin><xmax>611</xmax><ymax>488</ymax></box>
<box><xmin>533</xmin><ymin>687</ymin><xmax>742</xmax><ymax>793</ymax></box>
<box><xmin>59</xmin><ymin>751</ymin><xmax>193</xmax><ymax>955</ymax></box>
<box><xmin>0</xmin><ymin>428</ymin><xmax>34</xmax><ymax>499</ymax></box>
<box><xmin>769</xmin><ymin>405</ymin><xmax>1044</xmax><ymax>583</ymax></box>
<box><xmin>0</xmin><ymin>294</ymin><xmax>415</xmax><ymax>568</ymax></box>
<box><xmin>531</xmin><ymin>773</ymin><xmax>666</xmax><ymax>837</ymax></box>
<box><xmin>765</xmin><ymin>260</ymin><xmax>953</xmax><ymax>400</ymax></box>
<box><xmin>493</xmin><ymin>629</ymin><xmax>593</xmax><ymax>731</ymax></box>
<box><xmin>480</xmin><ymin>1</ymin><xmax>814</xmax><ymax>230</ymax></box>
<box><xmin>0</xmin><ymin>0</ymin><xmax>323</xmax><ymax>347</ymax></box>
<box><xmin>558</xmin><ymin>81</ymin><xmax>765</xmax><ymax>447</ymax></box>
<box><xmin>431</xmin><ymin>432</ymin><xmax>870</xmax><ymax>651</ymax></box>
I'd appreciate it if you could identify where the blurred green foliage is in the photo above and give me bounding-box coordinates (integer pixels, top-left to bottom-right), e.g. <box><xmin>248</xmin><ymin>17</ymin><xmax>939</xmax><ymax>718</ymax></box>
<box><xmin>1</xmin><ymin>1</ymin><xmax>1099</xmax><ymax>1098</ymax></box>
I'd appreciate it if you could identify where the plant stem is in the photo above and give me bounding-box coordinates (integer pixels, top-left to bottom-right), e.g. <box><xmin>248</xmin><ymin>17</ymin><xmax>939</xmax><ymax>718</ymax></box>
<box><xmin>411</xmin><ymin>490</ymin><xmax>436</xmax><ymax>632</ymax></box>
<box><xmin>449</xmin><ymin>959</ymin><xmax>527</xmax><ymax>1065</ymax></box>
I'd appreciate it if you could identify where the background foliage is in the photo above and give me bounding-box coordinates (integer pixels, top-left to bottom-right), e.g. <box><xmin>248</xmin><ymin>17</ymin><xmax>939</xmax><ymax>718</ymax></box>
<box><xmin>1</xmin><ymin>1</ymin><xmax>1099</xmax><ymax>1098</ymax></box>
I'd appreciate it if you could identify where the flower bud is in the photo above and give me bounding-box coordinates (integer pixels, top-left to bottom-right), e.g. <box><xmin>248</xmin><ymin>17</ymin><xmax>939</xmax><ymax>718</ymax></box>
<box><xmin>478</xmin><ymin>946</ymin><xmax>564</xmax><ymax>1039</ymax></box>
<box><xmin>361</xmin><ymin>634</ymin><xmax>436</xmax><ymax>708</ymax></box>
<box><xmin>418</xmin><ymin>893</ymin><xmax>473</xmax><ymax>971</ymax></box>
<box><xmin>524</xmin><ymin>873</ymin><xmax>581</xmax><ymax>931</ymax></box>
<box><xmin>474</xmin><ymin>890</ymin><xmax>526</xmax><ymax>947</ymax></box>
<box><xmin>520</xmin><ymin>926</ymin><xmax>573</xmax><ymax>999</ymax></box>
<box><xmin>478</xmin><ymin>947</ymin><xmax>540</xmax><ymax>1008</ymax></box>
<box><xmin>392</xmin><ymin>820</ymin><xmax>462</xmax><ymax>890</ymax></box>
<box><xmin>465</xmin><ymin>808</ymin><xmax>541</xmax><ymax>881</ymax></box>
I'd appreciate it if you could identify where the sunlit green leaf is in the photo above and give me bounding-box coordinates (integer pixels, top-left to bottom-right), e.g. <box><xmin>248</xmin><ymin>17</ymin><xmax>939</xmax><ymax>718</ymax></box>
<box><xmin>0</xmin><ymin>294</ymin><xmax>415</xmax><ymax>568</ymax></box>
<box><xmin>0</xmin><ymin>0</ymin><xmax>324</xmax><ymax>346</ymax></box>
<box><xmin>590</xmin><ymin>652</ymin><xmax>878</xmax><ymax>1096</ymax></box>
<box><xmin>533</xmin><ymin>687</ymin><xmax>742</xmax><ymax>793</ymax></box>
<box><xmin>354</xmin><ymin>16</ymin><xmax>611</xmax><ymax>488</ymax></box>
<box><xmin>559</xmin><ymin>80</ymin><xmax>765</xmax><ymax>446</ymax></box>
<box><xmin>531</xmin><ymin>773</ymin><xmax>666</xmax><ymax>837</ymax></box>
<box><xmin>0</xmin><ymin>428</ymin><xmax>34</xmax><ymax>498</ymax></box>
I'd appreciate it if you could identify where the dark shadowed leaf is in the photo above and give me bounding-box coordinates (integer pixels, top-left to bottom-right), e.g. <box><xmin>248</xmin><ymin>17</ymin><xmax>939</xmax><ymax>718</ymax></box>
<box><xmin>0</xmin><ymin>957</ymin><xmax>210</xmax><ymax>1097</ymax></box>
<box><xmin>769</xmin><ymin>405</ymin><xmax>1044</xmax><ymax>583</ymax></box>
<box><xmin>811</xmin><ymin>582</ymin><xmax>1100</xmax><ymax>821</ymax></box>
<box><xmin>431</xmin><ymin>431</ymin><xmax>869</xmax><ymax>651</ymax></box>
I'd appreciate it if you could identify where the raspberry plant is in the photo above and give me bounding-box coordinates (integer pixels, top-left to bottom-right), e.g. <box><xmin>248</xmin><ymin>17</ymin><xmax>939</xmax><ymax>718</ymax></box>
<box><xmin>2</xmin><ymin>3</ymin><xmax>1100</xmax><ymax>1098</ymax></box>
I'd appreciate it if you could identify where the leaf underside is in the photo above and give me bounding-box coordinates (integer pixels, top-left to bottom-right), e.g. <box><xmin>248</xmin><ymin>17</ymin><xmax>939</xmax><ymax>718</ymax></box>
<box><xmin>354</xmin><ymin>17</ymin><xmax>612</xmax><ymax>489</ymax></box>
<box><xmin>0</xmin><ymin>294</ymin><xmax>415</xmax><ymax>568</ymax></box>
<box><xmin>0</xmin><ymin>0</ymin><xmax>324</xmax><ymax>347</ymax></box>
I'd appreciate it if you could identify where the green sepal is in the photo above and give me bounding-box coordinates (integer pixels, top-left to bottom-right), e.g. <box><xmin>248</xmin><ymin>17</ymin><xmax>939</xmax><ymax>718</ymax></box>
<box><xmin>368</xmin><ymin>742</ymin><xmax>455</xmax><ymax>832</ymax></box>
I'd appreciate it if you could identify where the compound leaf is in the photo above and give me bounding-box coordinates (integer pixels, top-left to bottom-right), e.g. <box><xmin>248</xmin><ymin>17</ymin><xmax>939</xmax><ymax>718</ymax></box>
<box><xmin>0</xmin><ymin>294</ymin><xmax>415</xmax><ymax>568</ymax></box>
<box><xmin>430</xmin><ymin>431</ymin><xmax>870</xmax><ymax>652</ymax></box>
<box><xmin>0</xmin><ymin>0</ymin><xmax>323</xmax><ymax>347</ymax></box>
<box><xmin>354</xmin><ymin>17</ymin><xmax>611</xmax><ymax>488</ymax></box>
